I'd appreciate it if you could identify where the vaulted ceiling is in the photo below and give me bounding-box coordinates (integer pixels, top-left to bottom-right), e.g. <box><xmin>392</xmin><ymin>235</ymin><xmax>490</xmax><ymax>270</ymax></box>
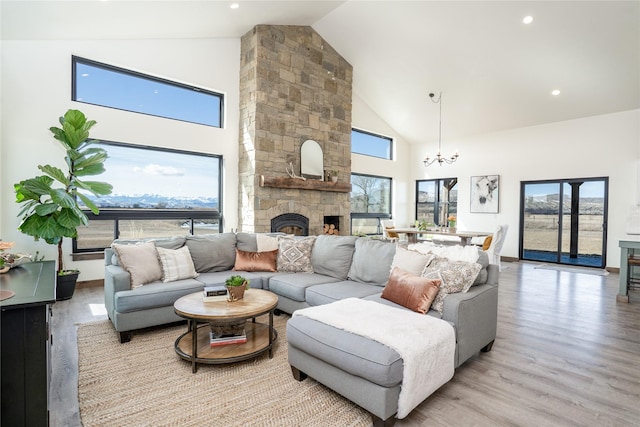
<box><xmin>2</xmin><ymin>1</ymin><xmax>639</xmax><ymax>143</ymax></box>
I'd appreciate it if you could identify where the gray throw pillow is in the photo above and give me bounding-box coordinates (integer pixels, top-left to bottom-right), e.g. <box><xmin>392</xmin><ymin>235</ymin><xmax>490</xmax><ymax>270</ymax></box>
<box><xmin>311</xmin><ymin>235</ymin><xmax>357</xmax><ymax>280</ymax></box>
<box><xmin>348</xmin><ymin>238</ymin><xmax>397</xmax><ymax>285</ymax></box>
<box><xmin>185</xmin><ymin>233</ymin><xmax>237</xmax><ymax>273</ymax></box>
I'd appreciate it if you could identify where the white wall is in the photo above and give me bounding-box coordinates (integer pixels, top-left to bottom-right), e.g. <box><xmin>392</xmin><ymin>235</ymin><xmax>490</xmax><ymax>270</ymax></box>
<box><xmin>1</xmin><ymin>39</ymin><xmax>241</xmax><ymax>280</ymax></box>
<box><xmin>2</xmin><ymin>38</ymin><xmax>637</xmax><ymax>281</ymax></box>
<box><xmin>351</xmin><ymin>93</ymin><xmax>413</xmax><ymax>227</ymax></box>
<box><xmin>410</xmin><ymin>109</ymin><xmax>640</xmax><ymax>268</ymax></box>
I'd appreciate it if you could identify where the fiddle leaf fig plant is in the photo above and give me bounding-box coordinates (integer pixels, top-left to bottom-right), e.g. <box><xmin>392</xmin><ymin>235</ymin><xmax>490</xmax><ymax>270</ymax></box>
<box><xmin>14</xmin><ymin>109</ymin><xmax>113</xmax><ymax>274</ymax></box>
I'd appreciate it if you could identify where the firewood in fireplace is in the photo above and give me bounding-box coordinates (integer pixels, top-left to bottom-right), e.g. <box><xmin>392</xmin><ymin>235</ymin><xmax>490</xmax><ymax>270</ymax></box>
<box><xmin>323</xmin><ymin>224</ymin><xmax>339</xmax><ymax>235</ymax></box>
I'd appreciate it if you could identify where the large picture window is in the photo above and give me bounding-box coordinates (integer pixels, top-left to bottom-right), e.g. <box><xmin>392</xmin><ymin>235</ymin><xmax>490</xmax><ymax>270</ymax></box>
<box><xmin>74</xmin><ymin>142</ymin><xmax>222</xmax><ymax>252</ymax></box>
<box><xmin>351</xmin><ymin>128</ymin><xmax>393</xmax><ymax>160</ymax></box>
<box><xmin>72</xmin><ymin>56</ymin><xmax>223</xmax><ymax>128</ymax></box>
<box><xmin>350</xmin><ymin>173</ymin><xmax>392</xmax><ymax>235</ymax></box>
<box><xmin>416</xmin><ymin>178</ymin><xmax>457</xmax><ymax>226</ymax></box>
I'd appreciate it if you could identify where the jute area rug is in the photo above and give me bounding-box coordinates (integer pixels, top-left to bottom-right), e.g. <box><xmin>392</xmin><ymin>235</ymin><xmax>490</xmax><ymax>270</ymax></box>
<box><xmin>78</xmin><ymin>315</ymin><xmax>371</xmax><ymax>427</ymax></box>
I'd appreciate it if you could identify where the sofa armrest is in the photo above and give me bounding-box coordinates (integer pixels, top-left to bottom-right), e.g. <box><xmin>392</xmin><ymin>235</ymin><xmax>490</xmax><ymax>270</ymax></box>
<box><xmin>441</xmin><ymin>283</ymin><xmax>498</xmax><ymax>367</ymax></box>
<box><xmin>486</xmin><ymin>264</ymin><xmax>499</xmax><ymax>286</ymax></box>
<box><xmin>104</xmin><ymin>264</ymin><xmax>131</xmax><ymax>317</ymax></box>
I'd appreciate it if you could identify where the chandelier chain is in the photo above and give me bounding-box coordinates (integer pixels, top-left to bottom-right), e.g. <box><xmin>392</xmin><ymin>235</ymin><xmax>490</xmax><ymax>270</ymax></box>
<box><xmin>424</xmin><ymin>92</ymin><xmax>459</xmax><ymax>167</ymax></box>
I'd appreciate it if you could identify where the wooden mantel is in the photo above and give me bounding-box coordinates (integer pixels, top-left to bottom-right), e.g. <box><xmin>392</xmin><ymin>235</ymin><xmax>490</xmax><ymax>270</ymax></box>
<box><xmin>260</xmin><ymin>176</ymin><xmax>351</xmax><ymax>193</ymax></box>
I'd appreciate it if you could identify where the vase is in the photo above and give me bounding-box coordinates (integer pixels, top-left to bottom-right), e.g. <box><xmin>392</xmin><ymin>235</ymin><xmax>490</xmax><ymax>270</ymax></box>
<box><xmin>226</xmin><ymin>283</ymin><xmax>247</xmax><ymax>302</ymax></box>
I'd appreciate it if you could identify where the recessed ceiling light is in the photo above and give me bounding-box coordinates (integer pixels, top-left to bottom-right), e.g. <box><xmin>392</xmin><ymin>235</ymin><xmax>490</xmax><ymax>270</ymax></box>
<box><xmin>230</xmin><ymin>3</ymin><xmax>240</xmax><ymax>9</ymax></box>
<box><xmin>523</xmin><ymin>16</ymin><xmax>534</xmax><ymax>24</ymax></box>
<box><xmin>551</xmin><ymin>89</ymin><xmax>561</xmax><ymax>96</ymax></box>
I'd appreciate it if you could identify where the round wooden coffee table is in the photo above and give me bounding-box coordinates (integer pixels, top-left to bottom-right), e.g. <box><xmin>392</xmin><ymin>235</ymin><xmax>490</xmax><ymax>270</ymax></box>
<box><xmin>173</xmin><ymin>289</ymin><xmax>278</xmax><ymax>373</ymax></box>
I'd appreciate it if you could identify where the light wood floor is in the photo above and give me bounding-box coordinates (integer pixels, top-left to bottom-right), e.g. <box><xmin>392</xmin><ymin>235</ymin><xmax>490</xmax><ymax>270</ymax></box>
<box><xmin>50</xmin><ymin>261</ymin><xmax>640</xmax><ymax>427</ymax></box>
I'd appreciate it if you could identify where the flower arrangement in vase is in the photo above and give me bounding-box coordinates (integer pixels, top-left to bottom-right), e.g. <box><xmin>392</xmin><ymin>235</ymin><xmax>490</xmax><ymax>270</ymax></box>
<box><xmin>447</xmin><ymin>215</ymin><xmax>457</xmax><ymax>231</ymax></box>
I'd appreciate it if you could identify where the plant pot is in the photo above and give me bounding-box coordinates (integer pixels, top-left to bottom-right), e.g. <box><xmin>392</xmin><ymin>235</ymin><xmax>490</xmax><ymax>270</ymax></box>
<box><xmin>56</xmin><ymin>271</ymin><xmax>79</xmax><ymax>301</ymax></box>
<box><xmin>331</xmin><ymin>176</ymin><xmax>338</xmax><ymax>183</ymax></box>
<box><xmin>226</xmin><ymin>283</ymin><xmax>247</xmax><ymax>302</ymax></box>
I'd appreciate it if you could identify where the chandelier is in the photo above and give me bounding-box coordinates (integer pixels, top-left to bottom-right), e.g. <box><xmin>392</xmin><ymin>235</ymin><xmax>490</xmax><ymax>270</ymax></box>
<box><xmin>423</xmin><ymin>92</ymin><xmax>459</xmax><ymax>167</ymax></box>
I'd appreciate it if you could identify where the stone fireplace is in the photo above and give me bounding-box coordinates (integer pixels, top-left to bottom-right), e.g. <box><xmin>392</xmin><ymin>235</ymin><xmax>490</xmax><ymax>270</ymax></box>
<box><xmin>238</xmin><ymin>25</ymin><xmax>353</xmax><ymax>235</ymax></box>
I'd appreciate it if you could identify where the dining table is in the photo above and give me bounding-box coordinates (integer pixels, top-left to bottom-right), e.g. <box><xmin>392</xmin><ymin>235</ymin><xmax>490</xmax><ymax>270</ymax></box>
<box><xmin>392</xmin><ymin>227</ymin><xmax>491</xmax><ymax>246</ymax></box>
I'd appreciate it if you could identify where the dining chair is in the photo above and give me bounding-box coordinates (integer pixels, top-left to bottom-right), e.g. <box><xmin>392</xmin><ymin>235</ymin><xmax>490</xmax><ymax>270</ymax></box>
<box><xmin>486</xmin><ymin>224</ymin><xmax>508</xmax><ymax>271</ymax></box>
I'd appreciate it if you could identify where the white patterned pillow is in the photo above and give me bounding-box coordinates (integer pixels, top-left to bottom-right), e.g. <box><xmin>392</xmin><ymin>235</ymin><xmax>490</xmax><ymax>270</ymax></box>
<box><xmin>277</xmin><ymin>236</ymin><xmax>316</xmax><ymax>272</ymax></box>
<box><xmin>423</xmin><ymin>256</ymin><xmax>482</xmax><ymax>314</ymax></box>
<box><xmin>156</xmin><ymin>246</ymin><xmax>199</xmax><ymax>283</ymax></box>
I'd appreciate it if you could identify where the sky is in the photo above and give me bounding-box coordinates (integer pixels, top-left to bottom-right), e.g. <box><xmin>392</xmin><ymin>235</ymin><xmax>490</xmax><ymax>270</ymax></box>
<box><xmin>98</xmin><ymin>143</ymin><xmax>219</xmax><ymax>199</ymax></box>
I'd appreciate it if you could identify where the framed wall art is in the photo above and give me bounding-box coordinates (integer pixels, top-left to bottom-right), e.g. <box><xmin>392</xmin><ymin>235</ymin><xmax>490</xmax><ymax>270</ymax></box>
<box><xmin>470</xmin><ymin>175</ymin><xmax>500</xmax><ymax>213</ymax></box>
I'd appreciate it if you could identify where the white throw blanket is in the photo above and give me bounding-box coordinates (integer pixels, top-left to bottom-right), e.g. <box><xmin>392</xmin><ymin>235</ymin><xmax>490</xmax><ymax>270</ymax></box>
<box><xmin>293</xmin><ymin>298</ymin><xmax>455</xmax><ymax>418</ymax></box>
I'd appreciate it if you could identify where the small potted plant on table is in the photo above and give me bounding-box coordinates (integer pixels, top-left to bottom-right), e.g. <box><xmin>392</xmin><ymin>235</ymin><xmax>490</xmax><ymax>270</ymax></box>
<box><xmin>225</xmin><ymin>275</ymin><xmax>250</xmax><ymax>302</ymax></box>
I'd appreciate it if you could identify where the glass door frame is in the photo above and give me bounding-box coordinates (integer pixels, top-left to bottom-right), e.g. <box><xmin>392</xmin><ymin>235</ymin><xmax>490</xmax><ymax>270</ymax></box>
<box><xmin>519</xmin><ymin>176</ymin><xmax>609</xmax><ymax>268</ymax></box>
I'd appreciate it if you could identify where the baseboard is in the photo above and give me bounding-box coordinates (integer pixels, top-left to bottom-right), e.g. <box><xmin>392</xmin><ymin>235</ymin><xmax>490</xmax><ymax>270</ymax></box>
<box><xmin>501</xmin><ymin>256</ymin><xmax>519</xmax><ymax>263</ymax></box>
<box><xmin>77</xmin><ymin>279</ymin><xmax>104</xmax><ymax>289</ymax></box>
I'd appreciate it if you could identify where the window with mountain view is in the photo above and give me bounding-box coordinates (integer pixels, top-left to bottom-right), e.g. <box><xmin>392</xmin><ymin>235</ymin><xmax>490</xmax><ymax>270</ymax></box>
<box><xmin>350</xmin><ymin>173</ymin><xmax>392</xmax><ymax>235</ymax></box>
<box><xmin>74</xmin><ymin>142</ymin><xmax>222</xmax><ymax>252</ymax></box>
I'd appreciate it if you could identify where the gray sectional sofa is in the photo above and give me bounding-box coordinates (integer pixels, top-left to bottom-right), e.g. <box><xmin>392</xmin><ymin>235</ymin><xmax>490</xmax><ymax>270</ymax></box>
<box><xmin>104</xmin><ymin>233</ymin><xmax>499</xmax><ymax>369</ymax></box>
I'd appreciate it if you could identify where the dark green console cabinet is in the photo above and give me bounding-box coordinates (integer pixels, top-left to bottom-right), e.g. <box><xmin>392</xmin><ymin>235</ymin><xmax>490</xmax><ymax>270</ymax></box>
<box><xmin>1</xmin><ymin>261</ymin><xmax>56</xmax><ymax>427</ymax></box>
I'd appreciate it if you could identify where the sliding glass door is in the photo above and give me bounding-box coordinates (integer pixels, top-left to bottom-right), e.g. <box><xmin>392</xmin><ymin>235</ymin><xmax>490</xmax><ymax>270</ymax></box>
<box><xmin>520</xmin><ymin>177</ymin><xmax>608</xmax><ymax>268</ymax></box>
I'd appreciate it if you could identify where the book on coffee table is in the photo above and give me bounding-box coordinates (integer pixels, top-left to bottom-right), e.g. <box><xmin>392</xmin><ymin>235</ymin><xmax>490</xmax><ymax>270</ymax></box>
<box><xmin>203</xmin><ymin>285</ymin><xmax>228</xmax><ymax>302</ymax></box>
<box><xmin>209</xmin><ymin>331</ymin><xmax>247</xmax><ymax>347</ymax></box>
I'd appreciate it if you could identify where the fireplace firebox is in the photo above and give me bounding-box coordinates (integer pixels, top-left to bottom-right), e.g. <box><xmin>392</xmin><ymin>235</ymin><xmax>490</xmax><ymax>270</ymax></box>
<box><xmin>271</xmin><ymin>213</ymin><xmax>309</xmax><ymax>236</ymax></box>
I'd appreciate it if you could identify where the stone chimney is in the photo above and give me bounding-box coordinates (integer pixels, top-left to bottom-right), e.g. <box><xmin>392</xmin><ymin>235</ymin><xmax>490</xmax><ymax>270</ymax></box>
<box><xmin>238</xmin><ymin>25</ymin><xmax>353</xmax><ymax>235</ymax></box>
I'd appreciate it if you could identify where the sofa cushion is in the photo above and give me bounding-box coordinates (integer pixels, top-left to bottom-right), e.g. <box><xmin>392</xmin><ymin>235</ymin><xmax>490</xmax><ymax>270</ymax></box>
<box><xmin>305</xmin><ymin>281</ymin><xmax>383</xmax><ymax>306</ymax></box>
<box><xmin>185</xmin><ymin>233</ymin><xmax>237</xmax><ymax>273</ymax></box>
<box><xmin>196</xmin><ymin>271</ymin><xmax>268</xmax><ymax>289</ymax></box>
<box><xmin>236</xmin><ymin>232</ymin><xmax>258</xmax><ymax>252</ymax></box>
<box><xmin>114</xmin><ymin>279</ymin><xmax>204</xmax><ymax>313</ymax></box>
<box><xmin>112</xmin><ymin>242</ymin><xmax>163</xmax><ymax>288</ymax></box>
<box><xmin>233</xmin><ymin>249</ymin><xmax>278</xmax><ymax>272</ymax></box>
<box><xmin>311</xmin><ymin>235</ymin><xmax>357</xmax><ymax>280</ymax></box>
<box><xmin>277</xmin><ymin>236</ymin><xmax>316</xmax><ymax>273</ymax></box>
<box><xmin>287</xmin><ymin>316</ymin><xmax>403</xmax><ymax>387</ymax></box>
<box><xmin>268</xmin><ymin>273</ymin><xmax>338</xmax><ymax>302</ymax></box>
<box><xmin>381</xmin><ymin>267</ymin><xmax>441</xmax><ymax>314</ymax></box>
<box><xmin>390</xmin><ymin>246</ymin><xmax>435</xmax><ymax>276</ymax></box>
<box><xmin>347</xmin><ymin>238</ymin><xmax>396</xmax><ymax>285</ymax></box>
<box><xmin>156</xmin><ymin>246</ymin><xmax>199</xmax><ymax>283</ymax></box>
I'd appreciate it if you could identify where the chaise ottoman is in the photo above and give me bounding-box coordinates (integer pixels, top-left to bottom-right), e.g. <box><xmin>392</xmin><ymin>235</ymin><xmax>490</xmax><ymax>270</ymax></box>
<box><xmin>286</xmin><ymin>298</ymin><xmax>455</xmax><ymax>427</ymax></box>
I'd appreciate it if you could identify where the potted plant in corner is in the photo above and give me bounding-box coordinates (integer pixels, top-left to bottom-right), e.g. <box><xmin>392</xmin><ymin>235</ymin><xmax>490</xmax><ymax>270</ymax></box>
<box><xmin>14</xmin><ymin>109</ymin><xmax>113</xmax><ymax>300</ymax></box>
